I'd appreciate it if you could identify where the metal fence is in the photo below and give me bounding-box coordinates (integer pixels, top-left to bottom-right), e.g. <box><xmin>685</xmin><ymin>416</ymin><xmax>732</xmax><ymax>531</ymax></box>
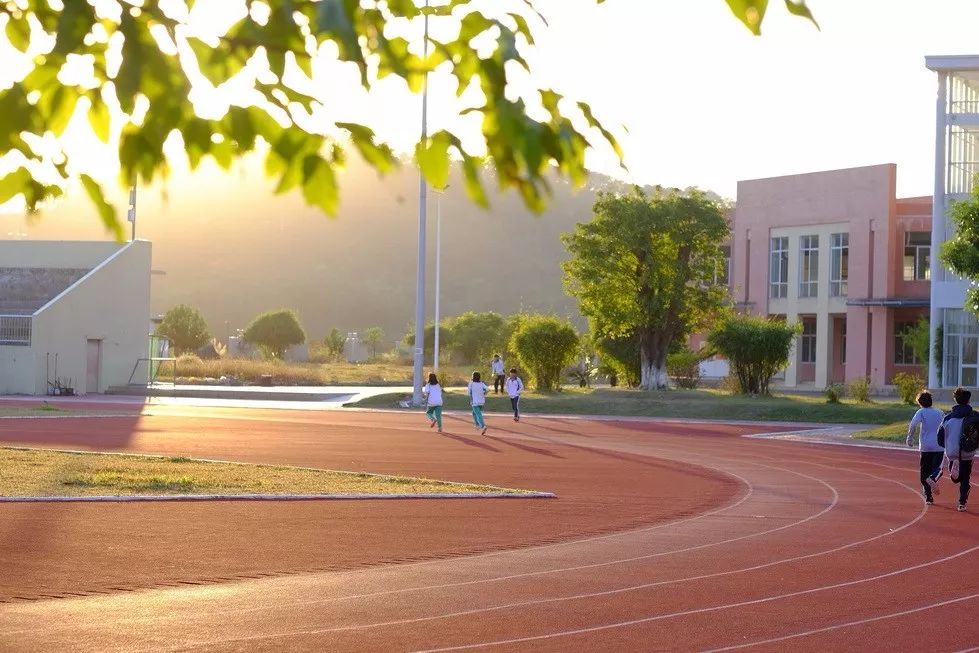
<box><xmin>0</xmin><ymin>315</ymin><xmax>32</xmax><ymax>345</ymax></box>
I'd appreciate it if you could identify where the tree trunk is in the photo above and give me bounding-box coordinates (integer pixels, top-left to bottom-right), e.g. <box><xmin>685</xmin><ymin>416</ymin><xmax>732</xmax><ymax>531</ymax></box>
<box><xmin>639</xmin><ymin>332</ymin><xmax>669</xmax><ymax>390</ymax></box>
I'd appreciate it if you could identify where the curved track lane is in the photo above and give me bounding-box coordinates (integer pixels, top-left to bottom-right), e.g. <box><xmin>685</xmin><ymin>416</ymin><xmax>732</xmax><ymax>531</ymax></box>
<box><xmin>0</xmin><ymin>407</ymin><xmax>977</xmax><ymax>651</ymax></box>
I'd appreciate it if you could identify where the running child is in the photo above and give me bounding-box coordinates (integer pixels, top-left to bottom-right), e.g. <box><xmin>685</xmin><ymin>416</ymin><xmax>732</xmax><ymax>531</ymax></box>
<box><xmin>906</xmin><ymin>390</ymin><xmax>944</xmax><ymax>504</ymax></box>
<box><xmin>504</xmin><ymin>368</ymin><xmax>524</xmax><ymax>422</ymax></box>
<box><xmin>468</xmin><ymin>371</ymin><xmax>489</xmax><ymax>435</ymax></box>
<box><xmin>939</xmin><ymin>386</ymin><xmax>978</xmax><ymax>512</ymax></box>
<box><xmin>422</xmin><ymin>373</ymin><xmax>443</xmax><ymax>433</ymax></box>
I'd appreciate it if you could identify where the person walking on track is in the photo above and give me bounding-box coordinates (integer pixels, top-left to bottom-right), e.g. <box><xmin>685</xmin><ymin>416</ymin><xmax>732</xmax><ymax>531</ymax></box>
<box><xmin>505</xmin><ymin>368</ymin><xmax>524</xmax><ymax>422</ymax></box>
<box><xmin>491</xmin><ymin>354</ymin><xmax>506</xmax><ymax>394</ymax></box>
<box><xmin>906</xmin><ymin>390</ymin><xmax>945</xmax><ymax>504</ymax></box>
<box><xmin>468</xmin><ymin>371</ymin><xmax>489</xmax><ymax>435</ymax></box>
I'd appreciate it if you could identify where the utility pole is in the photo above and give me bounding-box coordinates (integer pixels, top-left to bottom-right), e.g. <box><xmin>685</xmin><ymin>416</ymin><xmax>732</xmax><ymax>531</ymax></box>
<box><xmin>127</xmin><ymin>184</ymin><xmax>137</xmax><ymax>241</ymax></box>
<box><xmin>410</xmin><ymin>0</ymin><xmax>431</xmax><ymax>406</ymax></box>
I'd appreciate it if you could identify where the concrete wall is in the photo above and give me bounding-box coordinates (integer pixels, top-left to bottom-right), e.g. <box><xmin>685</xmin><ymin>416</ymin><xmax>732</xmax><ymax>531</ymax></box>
<box><xmin>0</xmin><ymin>241</ymin><xmax>152</xmax><ymax>395</ymax></box>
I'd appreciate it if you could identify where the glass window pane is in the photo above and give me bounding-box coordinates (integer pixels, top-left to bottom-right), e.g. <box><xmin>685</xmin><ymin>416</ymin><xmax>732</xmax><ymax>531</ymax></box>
<box><xmin>965</xmin><ymin>337</ymin><xmax>978</xmax><ymax>366</ymax></box>
<box><xmin>963</xmin><ymin>367</ymin><xmax>977</xmax><ymax>387</ymax></box>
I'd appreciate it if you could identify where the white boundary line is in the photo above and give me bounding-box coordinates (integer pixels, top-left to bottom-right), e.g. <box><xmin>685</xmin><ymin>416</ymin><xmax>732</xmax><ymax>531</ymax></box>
<box><xmin>704</xmin><ymin>591</ymin><xmax>979</xmax><ymax>651</ymax></box>
<box><xmin>0</xmin><ymin>413</ymin><xmax>137</xmax><ymax>420</ymax></box>
<box><xmin>0</xmin><ymin>492</ymin><xmax>553</xmax><ymax>503</ymax></box>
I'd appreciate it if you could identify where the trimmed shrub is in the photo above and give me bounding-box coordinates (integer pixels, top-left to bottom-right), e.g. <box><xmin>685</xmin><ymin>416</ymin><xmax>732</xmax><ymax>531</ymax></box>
<box><xmin>667</xmin><ymin>350</ymin><xmax>702</xmax><ymax>389</ymax></box>
<box><xmin>156</xmin><ymin>305</ymin><xmax>210</xmax><ymax>354</ymax></box>
<box><xmin>892</xmin><ymin>372</ymin><xmax>925</xmax><ymax>405</ymax></box>
<box><xmin>847</xmin><ymin>376</ymin><xmax>872</xmax><ymax>403</ymax></box>
<box><xmin>824</xmin><ymin>383</ymin><xmax>845</xmax><ymax>404</ymax></box>
<box><xmin>511</xmin><ymin>315</ymin><xmax>580</xmax><ymax>392</ymax></box>
<box><xmin>243</xmin><ymin>310</ymin><xmax>306</xmax><ymax>359</ymax></box>
<box><xmin>707</xmin><ymin>316</ymin><xmax>798</xmax><ymax>395</ymax></box>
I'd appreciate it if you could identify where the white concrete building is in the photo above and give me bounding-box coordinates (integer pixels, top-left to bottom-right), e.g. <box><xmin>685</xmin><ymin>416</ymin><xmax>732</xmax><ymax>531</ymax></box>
<box><xmin>0</xmin><ymin>240</ymin><xmax>152</xmax><ymax>395</ymax></box>
<box><xmin>926</xmin><ymin>56</ymin><xmax>979</xmax><ymax>388</ymax></box>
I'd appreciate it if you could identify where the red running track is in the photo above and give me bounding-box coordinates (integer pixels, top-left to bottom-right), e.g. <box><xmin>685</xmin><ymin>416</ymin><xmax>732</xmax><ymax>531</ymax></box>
<box><xmin>0</xmin><ymin>406</ymin><xmax>977</xmax><ymax>651</ymax></box>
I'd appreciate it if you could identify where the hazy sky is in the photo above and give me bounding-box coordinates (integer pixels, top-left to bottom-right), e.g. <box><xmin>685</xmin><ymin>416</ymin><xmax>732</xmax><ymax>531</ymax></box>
<box><xmin>438</xmin><ymin>0</ymin><xmax>979</xmax><ymax>199</ymax></box>
<box><xmin>3</xmin><ymin>0</ymin><xmax>979</xmax><ymax>217</ymax></box>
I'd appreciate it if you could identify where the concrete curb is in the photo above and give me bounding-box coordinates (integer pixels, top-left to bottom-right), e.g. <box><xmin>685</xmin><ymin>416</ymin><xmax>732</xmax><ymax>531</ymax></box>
<box><xmin>0</xmin><ymin>492</ymin><xmax>555</xmax><ymax>503</ymax></box>
<box><xmin>0</xmin><ymin>414</ymin><xmax>136</xmax><ymax>420</ymax></box>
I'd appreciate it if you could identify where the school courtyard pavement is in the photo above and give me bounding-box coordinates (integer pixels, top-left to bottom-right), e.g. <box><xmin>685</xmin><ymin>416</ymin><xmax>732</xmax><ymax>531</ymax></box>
<box><xmin>1</xmin><ymin>404</ymin><xmax>978</xmax><ymax>651</ymax></box>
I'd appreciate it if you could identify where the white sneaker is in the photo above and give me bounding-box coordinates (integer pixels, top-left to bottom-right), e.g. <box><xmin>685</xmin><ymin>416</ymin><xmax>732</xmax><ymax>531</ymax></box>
<box><xmin>958</xmin><ymin>503</ymin><xmax>967</xmax><ymax>512</ymax></box>
<box><xmin>927</xmin><ymin>477</ymin><xmax>942</xmax><ymax>495</ymax></box>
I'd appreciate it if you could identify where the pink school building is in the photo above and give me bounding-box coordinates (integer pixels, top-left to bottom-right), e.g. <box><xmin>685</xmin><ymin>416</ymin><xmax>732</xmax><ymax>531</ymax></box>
<box><xmin>727</xmin><ymin>163</ymin><xmax>931</xmax><ymax>389</ymax></box>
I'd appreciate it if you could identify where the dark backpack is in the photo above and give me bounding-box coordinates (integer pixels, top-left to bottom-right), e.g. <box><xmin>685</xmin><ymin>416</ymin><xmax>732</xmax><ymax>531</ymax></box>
<box><xmin>963</xmin><ymin>415</ymin><xmax>979</xmax><ymax>454</ymax></box>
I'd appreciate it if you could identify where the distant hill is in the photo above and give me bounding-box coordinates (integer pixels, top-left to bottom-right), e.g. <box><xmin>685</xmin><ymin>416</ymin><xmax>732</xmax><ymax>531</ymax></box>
<box><xmin>4</xmin><ymin>156</ymin><xmax>641</xmax><ymax>344</ymax></box>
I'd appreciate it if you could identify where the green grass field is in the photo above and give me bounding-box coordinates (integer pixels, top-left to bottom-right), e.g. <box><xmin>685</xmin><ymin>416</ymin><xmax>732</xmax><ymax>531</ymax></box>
<box><xmin>347</xmin><ymin>387</ymin><xmax>918</xmax><ymax>425</ymax></box>
<box><xmin>851</xmin><ymin>421</ymin><xmax>909</xmax><ymax>443</ymax></box>
<box><xmin>0</xmin><ymin>448</ymin><xmax>539</xmax><ymax>498</ymax></box>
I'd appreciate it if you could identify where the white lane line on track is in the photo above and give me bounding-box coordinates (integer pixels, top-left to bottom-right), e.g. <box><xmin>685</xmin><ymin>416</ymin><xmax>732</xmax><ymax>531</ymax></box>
<box><xmin>702</xmin><ymin>592</ymin><xmax>979</xmax><ymax>652</ymax></box>
<box><xmin>415</xmin><ymin>540</ymin><xmax>979</xmax><ymax>652</ymax></box>
<box><xmin>409</xmin><ymin>467</ymin><xmax>939</xmax><ymax>652</ymax></box>
<box><xmin>169</xmin><ymin>461</ymin><xmax>927</xmax><ymax>649</ymax></box>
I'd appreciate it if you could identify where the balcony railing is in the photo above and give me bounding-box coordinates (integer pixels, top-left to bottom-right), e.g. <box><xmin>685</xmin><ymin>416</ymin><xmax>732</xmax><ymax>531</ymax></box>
<box><xmin>0</xmin><ymin>315</ymin><xmax>32</xmax><ymax>345</ymax></box>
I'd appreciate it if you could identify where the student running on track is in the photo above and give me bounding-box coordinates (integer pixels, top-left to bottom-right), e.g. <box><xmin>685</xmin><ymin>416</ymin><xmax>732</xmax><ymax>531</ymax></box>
<box><xmin>906</xmin><ymin>390</ymin><xmax>944</xmax><ymax>504</ymax></box>
<box><xmin>423</xmin><ymin>373</ymin><xmax>443</xmax><ymax>433</ymax></box>
<box><xmin>468</xmin><ymin>371</ymin><xmax>489</xmax><ymax>435</ymax></box>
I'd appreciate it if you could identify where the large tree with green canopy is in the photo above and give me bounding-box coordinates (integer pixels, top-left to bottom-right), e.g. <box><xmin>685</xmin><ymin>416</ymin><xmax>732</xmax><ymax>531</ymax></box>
<box><xmin>562</xmin><ymin>187</ymin><xmax>730</xmax><ymax>390</ymax></box>
<box><xmin>0</xmin><ymin>1</ymin><xmax>816</xmax><ymax>233</ymax></box>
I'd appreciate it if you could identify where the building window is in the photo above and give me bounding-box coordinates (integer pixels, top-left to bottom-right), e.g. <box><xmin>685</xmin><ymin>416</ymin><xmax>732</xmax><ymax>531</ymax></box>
<box><xmin>800</xmin><ymin>319</ymin><xmax>817</xmax><ymax>364</ymax></box>
<box><xmin>894</xmin><ymin>321</ymin><xmax>921</xmax><ymax>365</ymax></box>
<box><xmin>903</xmin><ymin>232</ymin><xmax>930</xmax><ymax>281</ymax></box>
<box><xmin>769</xmin><ymin>237</ymin><xmax>788</xmax><ymax>299</ymax></box>
<box><xmin>840</xmin><ymin>319</ymin><xmax>847</xmax><ymax>365</ymax></box>
<box><xmin>799</xmin><ymin>235</ymin><xmax>819</xmax><ymax>298</ymax></box>
<box><xmin>830</xmin><ymin>233</ymin><xmax>848</xmax><ymax>297</ymax></box>
<box><xmin>715</xmin><ymin>245</ymin><xmax>731</xmax><ymax>286</ymax></box>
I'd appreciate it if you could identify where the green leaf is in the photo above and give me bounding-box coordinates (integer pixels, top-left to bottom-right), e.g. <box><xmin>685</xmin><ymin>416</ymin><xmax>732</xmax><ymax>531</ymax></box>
<box><xmin>415</xmin><ymin>131</ymin><xmax>452</xmax><ymax>190</ymax></box>
<box><xmin>189</xmin><ymin>37</ymin><xmax>245</xmax><ymax>86</ymax></box>
<box><xmin>316</xmin><ymin>0</ymin><xmax>367</xmax><ymax>84</ymax></box>
<box><xmin>725</xmin><ymin>0</ymin><xmax>768</xmax><ymax>35</ymax></box>
<box><xmin>87</xmin><ymin>95</ymin><xmax>111</xmax><ymax>142</ymax></box>
<box><xmin>5</xmin><ymin>17</ymin><xmax>31</xmax><ymax>52</ymax></box>
<box><xmin>336</xmin><ymin>122</ymin><xmax>397</xmax><ymax>173</ymax></box>
<box><xmin>116</xmin><ymin>13</ymin><xmax>142</xmax><ymax>114</ymax></box>
<box><xmin>783</xmin><ymin>0</ymin><xmax>819</xmax><ymax>29</ymax></box>
<box><xmin>39</xmin><ymin>86</ymin><xmax>80</xmax><ymax>136</ymax></box>
<box><xmin>53</xmin><ymin>0</ymin><xmax>95</xmax><ymax>54</ymax></box>
<box><xmin>460</xmin><ymin>153</ymin><xmax>488</xmax><ymax>208</ymax></box>
<box><xmin>0</xmin><ymin>167</ymin><xmax>32</xmax><ymax>205</ymax></box>
<box><xmin>577</xmin><ymin>101</ymin><xmax>623</xmax><ymax>160</ymax></box>
<box><xmin>301</xmin><ymin>154</ymin><xmax>339</xmax><ymax>215</ymax></box>
<box><xmin>79</xmin><ymin>174</ymin><xmax>123</xmax><ymax>241</ymax></box>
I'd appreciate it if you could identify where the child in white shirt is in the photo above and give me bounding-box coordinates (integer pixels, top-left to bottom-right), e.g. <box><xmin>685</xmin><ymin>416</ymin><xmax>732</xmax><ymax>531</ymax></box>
<box><xmin>468</xmin><ymin>371</ymin><xmax>489</xmax><ymax>435</ymax></box>
<box><xmin>906</xmin><ymin>390</ymin><xmax>945</xmax><ymax>504</ymax></box>
<box><xmin>504</xmin><ymin>368</ymin><xmax>524</xmax><ymax>422</ymax></box>
<box><xmin>423</xmin><ymin>373</ymin><xmax>443</xmax><ymax>433</ymax></box>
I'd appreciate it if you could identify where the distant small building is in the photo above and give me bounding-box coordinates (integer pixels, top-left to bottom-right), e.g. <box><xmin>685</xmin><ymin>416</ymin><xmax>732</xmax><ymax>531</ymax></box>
<box><xmin>0</xmin><ymin>240</ymin><xmax>152</xmax><ymax>395</ymax></box>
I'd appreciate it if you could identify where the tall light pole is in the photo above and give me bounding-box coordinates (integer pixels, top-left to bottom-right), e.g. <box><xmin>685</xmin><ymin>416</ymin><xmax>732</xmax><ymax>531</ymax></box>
<box><xmin>410</xmin><ymin>1</ymin><xmax>430</xmax><ymax>406</ymax></box>
<box><xmin>433</xmin><ymin>185</ymin><xmax>448</xmax><ymax>371</ymax></box>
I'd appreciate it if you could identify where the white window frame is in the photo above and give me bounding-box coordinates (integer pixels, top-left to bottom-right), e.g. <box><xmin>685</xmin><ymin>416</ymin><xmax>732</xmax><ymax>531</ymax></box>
<box><xmin>903</xmin><ymin>232</ymin><xmax>930</xmax><ymax>281</ymax></box>
<box><xmin>800</xmin><ymin>319</ymin><xmax>817</xmax><ymax>364</ymax></box>
<box><xmin>799</xmin><ymin>235</ymin><xmax>819</xmax><ymax>298</ymax></box>
<box><xmin>769</xmin><ymin>237</ymin><xmax>788</xmax><ymax>299</ymax></box>
<box><xmin>830</xmin><ymin>233</ymin><xmax>848</xmax><ymax>297</ymax></box>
